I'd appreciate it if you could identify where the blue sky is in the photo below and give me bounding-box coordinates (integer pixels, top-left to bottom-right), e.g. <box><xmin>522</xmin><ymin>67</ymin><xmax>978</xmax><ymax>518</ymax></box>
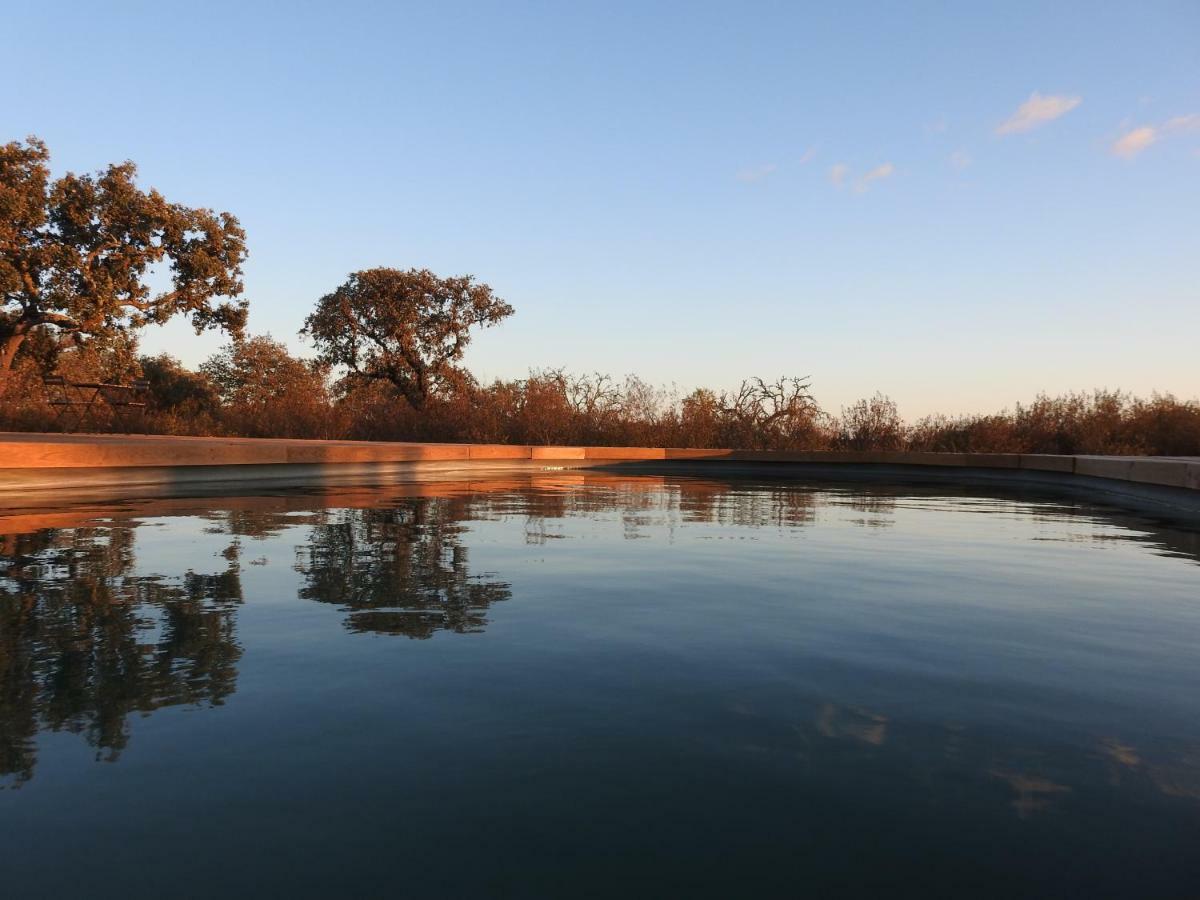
<box><xmin>7</xmin><ymin>1</ymin><xmax>1198</xmax><ymax>416</ymax></box>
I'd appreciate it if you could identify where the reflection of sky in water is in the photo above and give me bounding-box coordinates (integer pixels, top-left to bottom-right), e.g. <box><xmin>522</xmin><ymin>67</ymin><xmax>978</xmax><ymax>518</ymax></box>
<box><xmin>1</xmin><ymin>476</ymin><xmax>1199</xmax><ymax>896</ymax></box>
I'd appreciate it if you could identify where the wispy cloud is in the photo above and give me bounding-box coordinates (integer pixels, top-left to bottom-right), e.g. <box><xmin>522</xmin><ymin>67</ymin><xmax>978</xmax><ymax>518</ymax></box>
<box><xmin>1112</xmin><ymin>126</ymin><xmax>1157</xmax><ymax>159</ymax></box>
<box><xmin>1111</xmin><ymin>113</ymin><xmax>1200</xmax><ymax>159</ymax></box>
<box><xmin>1165</xmin><ymin>113</ymin><xmax>1200</xmax><ymax>133</ymax></box>
<box><xmin>949</xmin><ymin>150</ymin><xmax>971</xmax><ymax>170</ymax></box>
<box><xmin>735</xmin><ymin>162</ymin><xmax>777</xmax><ymax>183</ymax></box>
<box><xmin>828</xmin><ymin>163</ymin><xmax>849</xmax><ymax>187</ymax></box>
<box><xmin>854</xmin><ymin>162</ymin><xmax>895</xmax><ymax>192</ymax></box>
<box><xmin>996</xmin><ymin>91</ymin><xmax>1082</xmax><ymax>135</ymax></box>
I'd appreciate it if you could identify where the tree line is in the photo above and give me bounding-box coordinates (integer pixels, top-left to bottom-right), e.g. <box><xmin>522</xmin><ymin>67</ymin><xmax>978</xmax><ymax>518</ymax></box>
<box><xmin>3</xmin><ymin>136</ymin><xmax>1198</xmax><ymax>455</ymax></box>
<box><xmin>3</xmin><ymin>333</ymin><xmax>1197</xmax><ymax>455</ymax></box>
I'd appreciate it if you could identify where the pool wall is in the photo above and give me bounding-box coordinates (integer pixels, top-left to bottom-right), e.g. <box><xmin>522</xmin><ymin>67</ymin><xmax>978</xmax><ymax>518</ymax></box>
<box><xmin>2</xmin><ymin>432</ymin><xmax>1198</xmax><ymax>515</ymax></box>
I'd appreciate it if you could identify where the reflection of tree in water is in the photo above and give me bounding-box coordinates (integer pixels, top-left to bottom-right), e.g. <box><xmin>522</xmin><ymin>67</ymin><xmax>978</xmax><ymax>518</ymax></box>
<box><xmin>842</xmin><ymin>491</ymin><xmax>898</xmax><ymax>528</ymax></box>
<box><xmin>202</xmin><ymin>505</ymin><xmax>320</xmax><ymax>542</ymax></box>
<box><xmin>676</xmin><ymin>482</ymin><xmax>818</xmax><ymax>530</ymax></box>
<box><xmin>0</xmin><ymin>525</ymin><xmax>242</xmax><ymax>788</ymax></box>
<box><xmin>295</xmin><ymin>498</ymin><xmax>511</xmax><ymax>639</ymax></box>
<box><xmin>480</xmin><ymin>479</ymin><xmax>819</xmax><ymax>541</ymax></box>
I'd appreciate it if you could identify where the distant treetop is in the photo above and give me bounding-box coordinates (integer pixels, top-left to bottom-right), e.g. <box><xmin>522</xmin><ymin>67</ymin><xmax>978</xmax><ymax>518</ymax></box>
<box><xmin>303</xmin><ymin>267</ymin><xmax>513</xmax><ymax>410</ymax></box>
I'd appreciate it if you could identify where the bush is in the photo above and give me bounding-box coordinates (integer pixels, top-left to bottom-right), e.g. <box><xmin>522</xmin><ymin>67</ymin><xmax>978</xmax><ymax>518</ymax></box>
<box><xmin>836</xmin><ymin>393</ymin><xmax>904</xmax><ymax>451</ymax></box>
<box><xmin>3</xmin><ymin>336</ymin><xmax>1198</xmax><ymax>457</ymax></box>
<box><xmin>138</xmin><ymin>354</ymin><xmax>221</xmax><ymax>434</ymax></box>
<box><xmin>199</xmin><ymin>336</ymin><xmax>342</xmax><ymax>439</ymax></box>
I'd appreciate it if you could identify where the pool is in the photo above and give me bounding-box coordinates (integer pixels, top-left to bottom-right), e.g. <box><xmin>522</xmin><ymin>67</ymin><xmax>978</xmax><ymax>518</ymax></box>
<box><xmin>2</xmin><ymin>474</ymin><xmax>1199</xmax><ymax>897</ymax></box>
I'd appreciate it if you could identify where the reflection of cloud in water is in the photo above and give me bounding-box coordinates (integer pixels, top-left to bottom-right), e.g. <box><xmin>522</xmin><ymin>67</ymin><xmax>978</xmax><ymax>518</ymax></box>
<box><xmin>1095</xmin><ymin>736</ymin><xmax>1200</xmax><ymax>800</ymax></box>
<box><xmin>1101</xmin><ymin>737</ymin><xmax>1141</xmax><ymax>769</ymax></box>
<box><xmin>1148</xmin><ymin>751</ymin><xmax>1200</xmax><ymax>801</ymax></box>
<box><xmin>815</xmin><ymin>703</ymin><xmax>888</xmax><ymax>746</ymax></box>
<box><xmin>990</xmin><ymin>769</ymin><xmax>1072</xmax><ymax>819</ymax></box>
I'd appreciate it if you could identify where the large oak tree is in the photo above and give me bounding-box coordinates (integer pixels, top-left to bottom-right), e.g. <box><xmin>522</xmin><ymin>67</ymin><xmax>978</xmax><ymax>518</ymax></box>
<box><xmin>303</xmin><ymin>267</ymin><xmax>513</xmax><ymax>410</ymax></box>
<box><xmin>0</xmin><ymin>136</ymin><xmax>248</xmax><ymax>374</ymax></box>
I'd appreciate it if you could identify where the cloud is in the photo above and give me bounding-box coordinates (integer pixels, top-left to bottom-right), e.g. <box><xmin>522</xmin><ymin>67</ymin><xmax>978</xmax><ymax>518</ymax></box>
<box><xmin>735</xmin><ymin>163</ymin><xmax>777</xmax><ymax>183</ymax></box>
<box><xmin>1165</xmin><ymin>114</ymin><xmax>1200</xmax><ymax>133</ymax></box>
<box><xmin>996</xmin><ymin>91</ymin><xmax>1082</xmax><ymax>135</ymax></box>
<box><xmin>798</xmin><ymin>147</ymin><xmax>816</xmax><ymax>165</ymax></box>
<box><xmin>1110</xmin><ymin>113</ymin><xmax>1199</xmax><ymax>159</ymax></box>
<box><xmin>949</xmin><ymin>150</ymin><xmax>971</xmax><ymax>170</ymax></box>
<box><xmin>828</xmin><ymin>163</ymin><xmax>849</xmax><ymax>187</ymax></box>
<box><xmin>1112</xmin><ymin>126</ymin><xmax>1157</xmax><ymax>158</ymax></box>
<box><xmin>854</xmin><ymin>162</ymin><xmax>895</xmax><ymax>192</ymax></box>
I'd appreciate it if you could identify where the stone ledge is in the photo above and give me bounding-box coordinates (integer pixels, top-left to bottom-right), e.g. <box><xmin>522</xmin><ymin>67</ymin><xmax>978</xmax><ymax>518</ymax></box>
<box><xmin>0</xmin><ymin>433</ymin><xmax>1196</xmax><ymax>494</ymax></box>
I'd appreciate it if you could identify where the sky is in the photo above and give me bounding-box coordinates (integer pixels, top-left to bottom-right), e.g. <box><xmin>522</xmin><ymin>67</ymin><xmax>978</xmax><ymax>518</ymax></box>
<box><xmin>6</xmin><ymin>0</ymin><xmax>1199</xmax><ymax>417</ymax></box>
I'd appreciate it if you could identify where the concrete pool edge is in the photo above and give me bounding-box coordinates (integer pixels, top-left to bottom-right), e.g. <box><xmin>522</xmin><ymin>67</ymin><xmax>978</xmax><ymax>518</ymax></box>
<box><xmin>2</xmin><ymin>433</ymin><xmax>1198</xmax><ymax>516</ymax></box>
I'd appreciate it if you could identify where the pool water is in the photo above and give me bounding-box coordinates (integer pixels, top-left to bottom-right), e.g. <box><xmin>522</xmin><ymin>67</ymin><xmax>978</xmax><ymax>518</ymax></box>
<box><xmin>2</xmin><ymin>474</ymin><xmax>1199</xmax><ymax>897</ymax></box>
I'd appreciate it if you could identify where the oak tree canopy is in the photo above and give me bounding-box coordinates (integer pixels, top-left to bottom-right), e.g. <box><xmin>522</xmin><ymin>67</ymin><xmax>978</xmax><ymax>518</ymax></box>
<box><xmin>0</xmin><ymin>136</ymin><xmax>248</xmax><ymax>373</ymax></box>
<box><xmin>303</xmin><ymin>267</ymin><xmax>513</xmax><ymax>410</ymax></box>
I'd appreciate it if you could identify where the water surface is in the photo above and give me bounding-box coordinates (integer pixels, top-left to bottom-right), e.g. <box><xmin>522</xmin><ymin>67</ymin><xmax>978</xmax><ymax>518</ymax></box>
<box><xmin>2</xmin><ymin>474</ymin><xmax>1199</xmax><ymax>897</ymax></box>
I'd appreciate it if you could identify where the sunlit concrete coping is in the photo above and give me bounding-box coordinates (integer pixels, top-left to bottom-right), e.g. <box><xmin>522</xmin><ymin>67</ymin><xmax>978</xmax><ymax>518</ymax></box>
<box><xmin>1</xmin><ymin>432</ymin><xmax>1197</xmax><ymax>496</ymax></box>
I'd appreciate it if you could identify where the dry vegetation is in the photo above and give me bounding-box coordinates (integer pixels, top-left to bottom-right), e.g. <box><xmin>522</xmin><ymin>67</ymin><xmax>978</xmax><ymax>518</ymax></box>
<box><xmin>5</xmin><ymin>137</ymin><xmax>1195</xmax><ymax>458</ymax></box>
<box><xmin>1</xmin><ymin>334</ymin><xmax>1197</xmax><ymax>456</ymax></box>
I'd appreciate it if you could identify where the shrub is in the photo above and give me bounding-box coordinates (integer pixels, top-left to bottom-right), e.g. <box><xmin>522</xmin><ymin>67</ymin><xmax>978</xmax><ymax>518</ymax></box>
<box><xmin>199</xmin><ymin>336</ymin><xmax>341</xmax><ymax>439</ymax></box>
<box><xmin>835</xmin><ymin>393</ymin><xmax>904</xmax><ymax>451</ymax></box>
<box><xmin>3</xmin><ymin>341</ymin><xmax>1198</xmax><ymax>457</ymax></box>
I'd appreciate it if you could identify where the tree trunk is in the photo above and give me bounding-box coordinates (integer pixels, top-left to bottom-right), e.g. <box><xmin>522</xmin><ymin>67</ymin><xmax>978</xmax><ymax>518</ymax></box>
<box><xmin>0</xmin><ymin>329</ymin><xmax>27</xmax><ymax>374</ymax></box>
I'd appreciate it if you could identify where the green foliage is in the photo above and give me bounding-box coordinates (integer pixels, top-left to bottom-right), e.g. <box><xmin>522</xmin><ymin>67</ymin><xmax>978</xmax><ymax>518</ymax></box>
<box><xmin>0</xmin><ymin>136</ymin><xmax>247</xmax><ymax>373</ymax></box>
<box><xmin>302</xmin><ymin>268</ymin><xmax>513</xmax><ymax>410</ymax></box>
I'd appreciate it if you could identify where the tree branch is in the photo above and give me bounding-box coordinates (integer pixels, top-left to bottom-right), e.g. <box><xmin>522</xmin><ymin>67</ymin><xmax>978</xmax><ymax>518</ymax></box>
<box><xmin>33</xmin><ymin>311</ymin><xmax>82</xmax><ymax>331</ymax></box>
